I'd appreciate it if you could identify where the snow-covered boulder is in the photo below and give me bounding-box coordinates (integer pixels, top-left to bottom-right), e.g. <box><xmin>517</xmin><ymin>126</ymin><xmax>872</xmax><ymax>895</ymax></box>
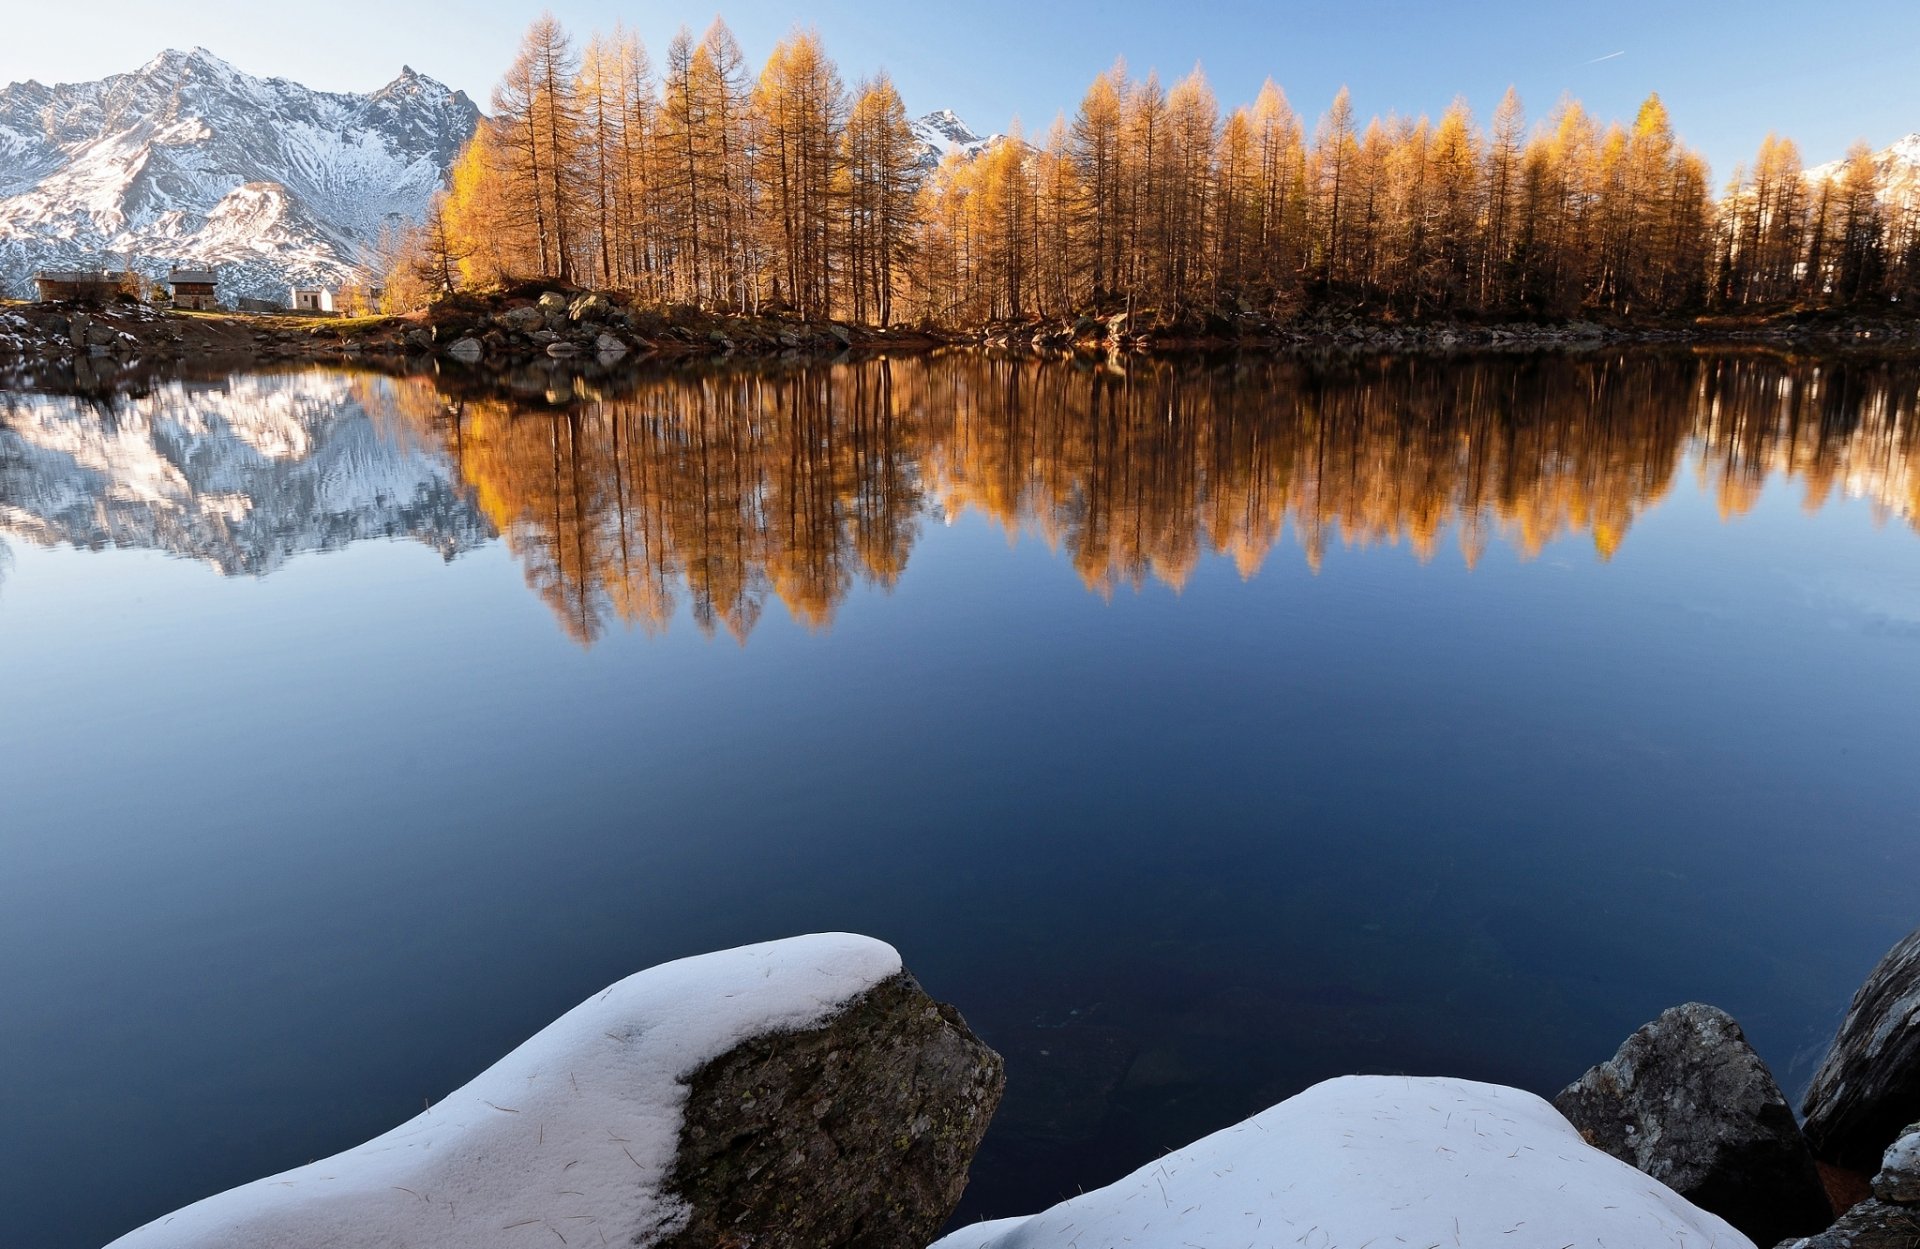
<box><xmin>106</xmin><ymin>933</ymin><xmax>1004</xmax><ymax>1249</ymax></box>
<box><xmin>1804</xmin><ymin>924</ymin><xmax>1920</xmax><ymax>1172</ymax></box>
<box><xmin>932</xmin><ymin>1076</ymin><xmax>1756</xmax><ymax>1249</ymax></box>
<box><xmin>1554</xmin><ymin>1003</ymin><xmax>1829</xmax><ymax>1245</ymax></box>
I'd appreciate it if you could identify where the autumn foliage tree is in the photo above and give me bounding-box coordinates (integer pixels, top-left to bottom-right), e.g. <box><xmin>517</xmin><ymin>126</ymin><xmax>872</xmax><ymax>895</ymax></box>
<box><xmin>398</xmin><ymin>11</ymin><xmax>1908</xmax><ymax>325</ymax></box>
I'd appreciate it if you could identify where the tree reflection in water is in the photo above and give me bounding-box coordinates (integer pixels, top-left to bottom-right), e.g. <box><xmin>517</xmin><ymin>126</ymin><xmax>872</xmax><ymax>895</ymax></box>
<box><xmin>373</xmin><ymin>352</ymin><xmax>1920</xmax><ymax>645</ymax></box>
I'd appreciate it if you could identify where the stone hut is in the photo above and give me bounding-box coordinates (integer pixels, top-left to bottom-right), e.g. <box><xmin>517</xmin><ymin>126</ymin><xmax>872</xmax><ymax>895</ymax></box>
<box><xmin>33</xmin><ymin>270</ymin><xmax>137</xmax><ymax>303</ymax></box>
<box><xmin>167</xmin><ymin>267</ymin><xmax>220</xmax><ymax>311</ymax></box>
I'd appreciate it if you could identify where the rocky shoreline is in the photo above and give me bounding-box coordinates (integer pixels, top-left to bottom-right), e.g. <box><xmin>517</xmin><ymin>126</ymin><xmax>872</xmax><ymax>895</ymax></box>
<box><xmin>6</xmin><ymin>289</ymin><xmax>1920</xmax><ymax>391</ymax></box>
<box><xmin>96</xmin><ymin>919</ymin><xmax>1920</xmax><ymax>1249</ymax></box>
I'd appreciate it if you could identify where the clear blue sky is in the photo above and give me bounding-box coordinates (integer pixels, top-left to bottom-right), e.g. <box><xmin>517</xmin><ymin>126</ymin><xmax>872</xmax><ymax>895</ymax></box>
<box><xmin>5</xmin><ymin>1</ymin><xmax>1917</xmax><ymax>181</ymax></box>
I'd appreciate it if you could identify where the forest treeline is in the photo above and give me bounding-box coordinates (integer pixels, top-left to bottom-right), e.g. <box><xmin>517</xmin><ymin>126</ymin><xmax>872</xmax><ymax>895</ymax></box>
<box><xmin>368</xmin><ymin>353</ymin><xmax>1920</xmax><ymax>644</ymax></box>
<box><xmin>385</xmin><ymin>14</ymin><xmax>1920</xmax><ymax>327</ymax></box>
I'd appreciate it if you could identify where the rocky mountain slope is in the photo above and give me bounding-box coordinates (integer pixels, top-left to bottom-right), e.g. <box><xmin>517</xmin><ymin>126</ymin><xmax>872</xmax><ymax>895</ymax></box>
<box><xmin>910</xmin><ymin>109</ymin><xmax>1006</xmax><ymax>173</ymax></box>
<box><xmin>1806</xmin><ymin>132</ymin><xmax>1920</xmax><ymax>204</ymax></box>
<box><xmin>0</xmin><ymin>49</ymin><xmax>479</xmax><ymax>302</ymax></box>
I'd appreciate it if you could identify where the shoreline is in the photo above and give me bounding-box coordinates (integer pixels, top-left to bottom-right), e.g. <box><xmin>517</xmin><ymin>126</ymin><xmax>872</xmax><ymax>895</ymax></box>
<box><xmin>5</xmin><ymin>291</ymin><xmax>1920</xmax><ymax>390</ymax></box>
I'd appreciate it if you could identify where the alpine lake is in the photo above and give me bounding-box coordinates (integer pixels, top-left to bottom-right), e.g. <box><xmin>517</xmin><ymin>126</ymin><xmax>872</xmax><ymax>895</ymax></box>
<box><xmin>3</xmin><ymin>347</ymin><xmax>1918</xmax><ymax>1248</ymax></box>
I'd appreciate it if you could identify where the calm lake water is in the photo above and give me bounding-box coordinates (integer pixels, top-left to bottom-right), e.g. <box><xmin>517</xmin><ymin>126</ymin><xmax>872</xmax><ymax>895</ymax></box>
<box><xmin>3</xmin><ymin>350</ymin><xmax>1919</xmax><ymax>1247</ymax></box>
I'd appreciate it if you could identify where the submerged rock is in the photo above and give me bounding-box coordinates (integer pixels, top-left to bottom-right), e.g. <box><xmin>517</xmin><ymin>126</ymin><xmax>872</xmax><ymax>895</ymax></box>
<box><xmin>934</xmin><ymin>1076</ymin><xmax>1753</xmax><ymax>1249</ymax></box>
<box><xmin>106</xmin><ymin>934</ymin><xmax>1002</xmax><ymax>1249</ymax></box>
<box><xmin>1554</xmin><ymin>1002</ymin><xmax>1829</xmax><ymax>1245</ymax></box>
<box><xmin>1805</xmin><ymin>926</ymin><xmax>1920</xmax><ymax>1173</ymax></box>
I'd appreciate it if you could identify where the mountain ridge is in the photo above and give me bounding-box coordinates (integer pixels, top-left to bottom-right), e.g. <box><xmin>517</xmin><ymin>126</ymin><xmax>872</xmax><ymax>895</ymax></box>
<box><xmin>1806</xmin><ymin>132</ymin><xmax>1920</xmax><ymax>204</ymax></box>
<box><xmin>0</xmin><ymin>47</ymin><xmax>1013</xmax><ymax>303</ymax></box>
<box><xmin>0</xmin><ymin>48</ymin><xmax>480</xmax><ymax>301</ymax></box>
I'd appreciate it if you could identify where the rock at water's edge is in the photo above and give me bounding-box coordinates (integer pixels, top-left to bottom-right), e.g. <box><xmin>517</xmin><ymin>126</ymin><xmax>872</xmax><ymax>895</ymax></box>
<box><xmin>1874</xmin><ymin>1123</ymin><xmax>1920</xmax><ymax>1205</ymax></box>
<box><xmin>658</xmin><ymin>970</ymin><xmax>1004</xmax><ymax>1249</ymax></box>
<box><xmin>933</xmin><ymin>1076</ymin><xmax>1755</xmax><ymax>1249</ymax></box>
<box><xmin>1554</xmin><ymin>1002</ymin><xmax>1829</xmax><ymax>1245</ymax></box>
<box><xmin>1805</xmin><ymin>926</ymin><xmax>1920</xmax><ymax>1172</ymax></box>
<box><xmin>1780</xmin><ymin>1125</ymin><xmax>1920</xmax><ymax>1247</ymax></box>
<box><xmin>106</xmin><ymin>933</ymin><xmax>1002</xmax><ymax>1249</ymax></box>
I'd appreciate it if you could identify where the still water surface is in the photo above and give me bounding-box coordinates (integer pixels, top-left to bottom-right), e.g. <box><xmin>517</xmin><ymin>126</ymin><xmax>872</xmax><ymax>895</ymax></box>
<box><xmin>3</xmin><ymin>351</ymin><xmax>1919</xmax><ymax>1247</ymax></box>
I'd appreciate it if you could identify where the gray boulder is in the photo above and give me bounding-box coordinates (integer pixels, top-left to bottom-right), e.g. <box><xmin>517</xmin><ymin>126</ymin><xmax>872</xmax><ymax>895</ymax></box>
<box><xmin>499</xmin><ymin>305</ymin><xmax>545</xmax><ymax>332</ymax></box>
<box><xmin>1875</xmin><ymin>1123</ymin><xmax>1920</xmax><ymax>1205</ymax></box>
<box><xmin>1779</xmin><ymin>1199</ymin><xmax>1920</xmax><ymax>1249</ymax></box>
<box><xmin>444</xmin><ymin>337</ymin><xmax>483</xmax><ymax>364</ymax></box>
<box><xmin>536</xmin><ymin>290</ymin><xmax>569</xmax><ymax>312</ymax></box>
<box><xmin>1778</xmin><ymin>1127</ymin><xmax>1920</xmax><ymax>1248</ymax></box>
<box><xmin>1806</xmin><ymin>927</ymin><xmax>1920</xmax><ymax>1173</ymax></box>
<box><xmin>1555</xmin><ymin>1002</ymin><xmax>1830</xmax><ymax>1245</ymax></box>
<box><xmin>569</xmin><ymin>293</ymin><xmax>612</xmax><ymax>321</ymax></box>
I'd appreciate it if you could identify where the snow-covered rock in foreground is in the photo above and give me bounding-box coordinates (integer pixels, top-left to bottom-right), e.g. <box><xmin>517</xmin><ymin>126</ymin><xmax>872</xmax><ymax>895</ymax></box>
<box><xmin>106</xmin><ymin>934</ymin><xmax>1005</xmax><ymax>1249</ymax></box>
<box><xmin>106</xmin><ymin>936</ymin><xmax>891</xmax><ymax>1249</ymax></box>
<box><xmin>933</xmin><ymin>1076</ymin><xmax>1756</xmax><ymax>1249</ymax></box>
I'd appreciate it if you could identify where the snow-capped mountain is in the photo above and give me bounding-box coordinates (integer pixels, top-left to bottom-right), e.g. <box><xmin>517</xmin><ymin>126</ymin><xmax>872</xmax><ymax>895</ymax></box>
<box><xmin>1806</xmin><ymin>133</ymin><xmax>1920</xmax><ymax>204</ymax></box>
<box><xmin>0</xmin><ymin>373</ymin><xmax>492</xmax><ymax>575</ymax></box>
<box><xmin>910</xmin><ymin>109</ymin><xmax>1008</xmax><ymax>174</ymax></box>
<box><xmin>0</xmin><ymin>49</ymin><xmax>480</xmax><ymax>302</ymax></box>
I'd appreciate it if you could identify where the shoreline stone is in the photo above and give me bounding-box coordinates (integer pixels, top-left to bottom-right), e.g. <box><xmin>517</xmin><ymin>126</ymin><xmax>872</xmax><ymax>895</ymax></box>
<box><xmin>1553</xmin><ymin>1002</ymin><xmax>1830</xmax><ymax>1245</ymax></box>
<box><xmin>1805</xmin><ymin>926</ymin><xmax>1920</xmax><ymax>1174</ymax></box>
<box><xmin>1780</xmin><ymin>1123</ymin><xmax>1920</xmax><ymax>1249</ymax></box>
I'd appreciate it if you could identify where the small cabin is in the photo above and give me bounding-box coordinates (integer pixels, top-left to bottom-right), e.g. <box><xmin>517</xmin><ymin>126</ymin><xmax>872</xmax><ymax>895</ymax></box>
<box><xmin>289</xmin><ymin>285</ymin><xmax>336</xmax><ymax>314</ymax></box>
<box><xmin>34</xmin><ymin>269</ymin><xmax>137</xmax><ymax>303</ymax></box>
<box><xmin>167</xmin><ymin>267</ymin><xmax>220</xmax><ymax>311</ymax></box>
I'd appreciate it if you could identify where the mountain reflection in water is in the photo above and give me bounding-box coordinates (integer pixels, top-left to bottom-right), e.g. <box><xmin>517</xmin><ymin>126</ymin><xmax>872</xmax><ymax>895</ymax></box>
<box><xmin>3</xmin><ymin>353</ymin><xmax>1918</xmax><ymax>638</ymax></box>
<box><xmin>0</xmin><ymin>373</ymin><xmax>490</xmax><ymax>576</ymax></box>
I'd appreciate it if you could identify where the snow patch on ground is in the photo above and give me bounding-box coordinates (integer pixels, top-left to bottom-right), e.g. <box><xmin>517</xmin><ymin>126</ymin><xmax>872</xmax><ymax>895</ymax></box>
<box><xmin>933</xmin><ymin>1076</ymin><xmax>1756</xmax><ymax>1249</ymax></box>
<box><xmin>106</xmin><ymin>933</ymin><xmax>903</xmax><ymax>1249</ymax></box>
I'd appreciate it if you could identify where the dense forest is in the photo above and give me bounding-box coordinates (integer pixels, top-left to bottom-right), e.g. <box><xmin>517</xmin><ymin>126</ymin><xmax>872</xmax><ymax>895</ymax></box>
<box><xmin>368</xmin><ymin>353</ymin><xmax>1920</xmax><ymax>644</ymax></box>
<box><xmin>384</xmin><ymin>15</ymin><xmax>1920</xmax><ymax>327</ymax></box>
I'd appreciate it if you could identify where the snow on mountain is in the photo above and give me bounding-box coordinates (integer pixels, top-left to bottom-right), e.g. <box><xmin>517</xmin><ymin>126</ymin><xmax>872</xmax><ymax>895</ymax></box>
<box><xmin>1805</xmin><ymin>132</ymin><xmax>1920</xmax><ymax>204</ymax></box>
<box><xmin>0</xmin><ymin>49</ymin><xmax>480</xmax><ymax>302</ymax></box>
<box><xmin>910</xmin><ymin>109</ymin><xmax>1011</xmax><ymax>174</ymax></box>
<box><xmin>0</xmin><ymin>372</ymin><xmax>492</xmax><ymax>575</ymax></box>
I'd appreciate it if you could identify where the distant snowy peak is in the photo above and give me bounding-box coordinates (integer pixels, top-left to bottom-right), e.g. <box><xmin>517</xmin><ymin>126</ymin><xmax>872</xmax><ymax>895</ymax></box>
<box><xmin>910</xmin><ymin>109</ymin><xmax>1010</xmax><ymax>174</ymax></box>
<box><xmin>1805</xmin><ymin>132</ymin><xmax>1920</xmax><ymax>201</ymax></box>
<box><xmin>0</xmin><ymin>49</ymin><xmax>480</xmax><ymax>300</ymax></box>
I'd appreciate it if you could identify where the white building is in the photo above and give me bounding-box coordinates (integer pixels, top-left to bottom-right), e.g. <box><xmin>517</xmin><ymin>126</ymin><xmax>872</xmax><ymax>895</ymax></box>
<box><xmin>289</xmin><ymin>285</ymin><xmax>335</xmax><ymax>313</ymax></box>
